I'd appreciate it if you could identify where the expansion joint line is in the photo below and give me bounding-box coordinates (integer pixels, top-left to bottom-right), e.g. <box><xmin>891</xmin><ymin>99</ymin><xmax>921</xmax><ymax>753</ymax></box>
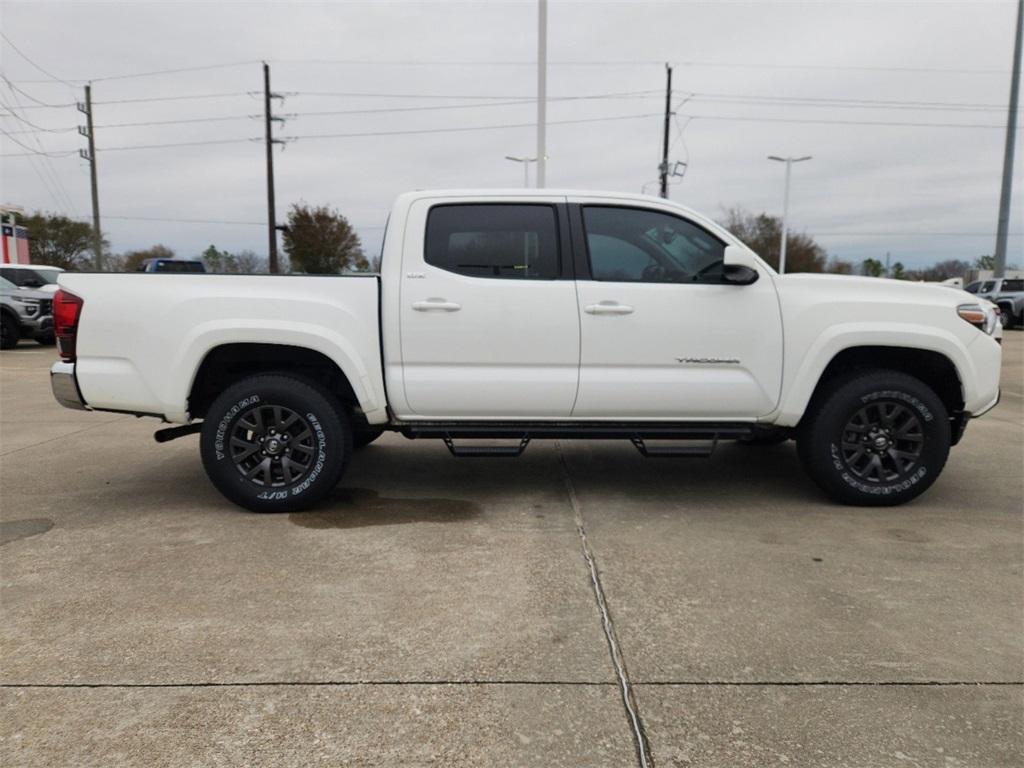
<box><xmin>556</xmin><ymin>443</ymin><xmax>653</xmax><ymax>768</ymax></box>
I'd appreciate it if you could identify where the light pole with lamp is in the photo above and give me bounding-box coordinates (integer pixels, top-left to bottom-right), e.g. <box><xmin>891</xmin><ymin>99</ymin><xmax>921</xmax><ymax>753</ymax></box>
<box><xmin>505</xmin><ymin>155</ymin><xmax>541</xmax><ymax>187</ymax></box>
<box><xmin>767</xmin><ymin>154</ymin><xmax>812</xmax><ymax>274</ymax></box>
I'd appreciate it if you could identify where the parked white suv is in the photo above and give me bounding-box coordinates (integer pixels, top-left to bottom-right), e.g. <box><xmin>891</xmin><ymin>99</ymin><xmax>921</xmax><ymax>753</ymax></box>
<box><xmin>48</xmin><ymin>190</ymin><xmax>1002</xmax><ymax>511</ymax></box>
<box><xmin>1</xmin><ymin>276</ymin><xmax>54</xmax><ymax>348</ymax></box>
<box><xmin>0</xmin><ymin>264</ymin><xmax>63</xmax><ymax>294</ymax></box>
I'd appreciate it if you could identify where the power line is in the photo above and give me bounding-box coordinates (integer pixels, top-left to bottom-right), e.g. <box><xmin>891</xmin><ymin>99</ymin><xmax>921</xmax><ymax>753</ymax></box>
<box><xmin>688</xmin><ymin>93</ymin><xmax>1007</xmax><ymax>112</ymax></box>
<box><xmin>0</xmin><ymin>98</ymin><xmax>75</xmax><ymax>132</ymax></box>
<box><xmin>5</xmin><ymin>106</ymin><xmax>1014</xmax><ymax>159</ymax></box>
<box><xmin>0</xmin><ymin>33</ymin><xmax>76</xmax><ymax>87</ymax></box>
<box><xmin>0</xmin><ymin>74</ymin><xmax>75</xmax><ymax>107</ymax></box>
<box><xmin>271</xmin><ymin>57</ymin><xmax>1007</xmax><ymax>75</ymax></box>
<box><xmin>680</xmin><ymin>113</ymin><xmax>1008</xmax><ymax>130</ymax></box>
<box><xmin>292</xmin><ymin>89</ymin><xmax>659</xmax><ymax>101</ymax></box>
<box><xmin>281</xmin><ymin>113</ymin><xmax>662</xmax><ymax>143</ymax></box>
<box><xmin>0</xmin><ymin>78</ymin><xmax>78</xmax><ymax>212</ymax></box>
<box><xmin>92</xmin><ymin>214</ymin><xmax>389</xmax><ymax>230</ymax></box>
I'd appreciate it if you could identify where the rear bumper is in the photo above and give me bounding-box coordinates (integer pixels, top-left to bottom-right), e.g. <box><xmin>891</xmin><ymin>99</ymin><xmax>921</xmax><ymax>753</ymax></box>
<box><xmin>50</xmin><ymin>361</ymin><xmax>88</xmax><ymax>411</ymax></box>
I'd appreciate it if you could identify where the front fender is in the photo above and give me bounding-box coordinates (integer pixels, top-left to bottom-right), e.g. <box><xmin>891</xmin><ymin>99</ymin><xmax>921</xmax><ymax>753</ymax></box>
<box><xmin>770</xmin><ymin>322</ymin><xmax>978</xmax><ymax>427</ymax></box>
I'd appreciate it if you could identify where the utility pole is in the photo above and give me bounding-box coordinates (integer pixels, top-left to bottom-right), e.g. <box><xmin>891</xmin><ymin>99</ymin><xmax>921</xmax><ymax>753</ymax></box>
<box><xmin>536</xmin><ymin>0</ymin><xmax>547</xmax><ymax>188</ymax></box>
<box><xmin>659</xmin><ymin>64</ymin><xmax>673</xmax><ymax>198</ymax></box>
<box><xmin>994</xmin><ymin>0</ymin><xmax>1022</xmax><ymax>279</ymax></box>
<box><xmin>263</xmin><ymin>62</ymin><xmax>285</xmax><ymax>274</ymax></box>
<box><xmin>767</xmin><ymin>155</ymin><xmax>812</xmax><ymax>274</ymax></box>
<box><xmin>77</xmin><ymin>84</ymin><xmax>102</xmax><ymax>270</ymax></box>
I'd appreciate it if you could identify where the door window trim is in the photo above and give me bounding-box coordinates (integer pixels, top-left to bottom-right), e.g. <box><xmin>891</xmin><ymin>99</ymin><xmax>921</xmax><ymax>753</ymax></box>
<box><xmin>423</xmin><ymin>202</ymin><xmax>574</xmax><ymax>281</ymax></box>
<box><xmin>569</xmin><ymin>203</ymin><xmax>729</xmax><ymax>284</ymax></box>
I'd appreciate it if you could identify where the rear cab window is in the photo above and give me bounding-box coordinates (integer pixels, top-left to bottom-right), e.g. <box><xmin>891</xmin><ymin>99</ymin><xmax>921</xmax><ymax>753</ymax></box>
<box><xmin>425</xmin><ymin>204</ymin><xmax>560</xmax><ymax>280</ymax></box>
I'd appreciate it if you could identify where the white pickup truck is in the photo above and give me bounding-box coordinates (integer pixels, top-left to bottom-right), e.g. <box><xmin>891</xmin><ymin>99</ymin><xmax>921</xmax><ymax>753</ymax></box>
<box><xmin>50</xmin><ymin>190</ymin><xmax>1002</xmax><ymax>512</ymax></box>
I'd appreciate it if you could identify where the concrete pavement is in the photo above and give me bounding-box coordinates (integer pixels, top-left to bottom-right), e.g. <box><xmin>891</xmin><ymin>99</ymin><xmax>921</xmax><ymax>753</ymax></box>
<box><xmin>1</xmin><ymin>337</ymin><xmax>1021</xmax><ymax>766</ymax></box>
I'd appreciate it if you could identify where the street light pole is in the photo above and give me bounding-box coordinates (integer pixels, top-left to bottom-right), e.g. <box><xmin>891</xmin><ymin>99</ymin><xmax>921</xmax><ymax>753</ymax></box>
<box><xmin>994</xmin><ymin>0</ymin><xmax>1022</xmax><ymax>279</ymax></box>
<box><xmin>505</xmin><ymin>156</ymin><xmax>540</xmax><ymax>187</ymax></box>
<box><xmin>536</xmin><ymin>0</ymin><xmax>547</xmax><ymax>188</ymax></box>
<box><xmin>768</xmin><ymin>155</ymin><xmax>812</xmax><ymax>274</ymax></box>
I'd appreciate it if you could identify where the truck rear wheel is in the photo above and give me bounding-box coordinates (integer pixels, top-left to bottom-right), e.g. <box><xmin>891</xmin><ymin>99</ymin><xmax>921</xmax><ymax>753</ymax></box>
<box><xmin>797</xmin><ymin>370</ymin><xmax>950</xmax><ymax>506</ymax></box>
<box><xmin>200</xmin><ymin>374</ymin><xmax>351</xmax><ymax>513</ymax></box>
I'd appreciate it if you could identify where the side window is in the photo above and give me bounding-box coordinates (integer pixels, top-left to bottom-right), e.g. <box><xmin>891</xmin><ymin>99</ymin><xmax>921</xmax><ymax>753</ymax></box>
<box><xmin>980</xmin><ymin>281</ymin><xmax>996</xmax><ymax>292</ymax></box>
<box><xmin>425</xmin><ymin>204</ymin><xmax>559</xmax><ymax>280</ymax></box>
<box><xmin>1001</xmin><ymin>279</ymin><xmax>1023</xmax><ymax>292</ymax></box>
<box><xmin>582</xmin><ymin>206</ymin><xmax>725</xmax><ymax>283</ymax></box>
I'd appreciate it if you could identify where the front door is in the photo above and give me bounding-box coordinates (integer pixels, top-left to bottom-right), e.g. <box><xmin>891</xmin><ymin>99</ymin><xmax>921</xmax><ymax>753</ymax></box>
<box><xmin>398</xmin><ymin>198</ymin><xmax>580</xmax><ymax>418</ymax></box>
<box><xmin>571</xmin><ymin>202</ymin><xmax>783</xmax><ymax>419</ymax></box>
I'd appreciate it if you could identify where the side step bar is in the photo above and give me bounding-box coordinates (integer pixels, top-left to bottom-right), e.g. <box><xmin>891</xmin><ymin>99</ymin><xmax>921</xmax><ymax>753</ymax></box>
<box><xmin>402</xmin><ymin>421</ymin><xmax>755</xmax><ymax>459</ymax></box>
<box><xmin>630</xmin><ymin>436</ymin><xmax>717</xmax><ymax>458</ymax></box>
<box><xmin>443</xmin><ymin>436</ymin><xmax>530</xmax><ymax>458</ymax></box>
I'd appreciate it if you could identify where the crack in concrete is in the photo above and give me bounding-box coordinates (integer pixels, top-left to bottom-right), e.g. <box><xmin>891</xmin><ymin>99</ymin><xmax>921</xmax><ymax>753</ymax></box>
<box><xmin>556</xmin><ymin>443</ymin><xmax>654</xmax><ymax>768</ymax></box>
<box><xmin>1</xmin><ymin>681</ymin><xmax>1019</xmax><ymax>690</ymax></box>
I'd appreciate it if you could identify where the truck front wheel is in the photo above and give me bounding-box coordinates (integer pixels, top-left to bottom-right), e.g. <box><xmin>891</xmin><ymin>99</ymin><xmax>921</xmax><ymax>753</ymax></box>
<box><xmin>797</xmin><ymin>370</ymin><xmax>950</xmax><ymax>506</ymax></box>
<box><xmin>200</xmin><ymin>374</ymin><xmax>352</xmax><ymax>513</ymax></box>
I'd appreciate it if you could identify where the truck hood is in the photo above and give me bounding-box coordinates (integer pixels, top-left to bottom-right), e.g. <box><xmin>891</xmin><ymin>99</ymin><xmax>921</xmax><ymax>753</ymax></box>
<box><xmin>774</xmin><ymin>272</ymin><xmax>975</xmax><ymax>309</ymax></box>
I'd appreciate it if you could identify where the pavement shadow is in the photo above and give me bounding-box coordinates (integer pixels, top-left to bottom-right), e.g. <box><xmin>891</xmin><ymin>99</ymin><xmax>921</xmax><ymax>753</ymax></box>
<box><xmin>289</xmin><ymin>487</ymin><xmax>480</xmax><ymax>529</ymax></box>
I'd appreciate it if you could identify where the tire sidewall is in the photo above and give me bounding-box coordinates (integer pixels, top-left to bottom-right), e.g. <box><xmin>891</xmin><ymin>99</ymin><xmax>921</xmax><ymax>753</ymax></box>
<box><xmin>801</xmin><ymin>373</ymin><xmax>950</xmax><ymax>506</ymax></box>
<box><xmin>200</xmin><ymin>375</ymin><xmax>350</xmax><ymax>512</ymax></box>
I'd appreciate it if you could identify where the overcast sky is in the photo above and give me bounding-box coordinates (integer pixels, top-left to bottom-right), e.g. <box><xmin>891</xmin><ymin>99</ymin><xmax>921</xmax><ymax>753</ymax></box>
<box><xmin>1</xmin><ymin>0</ymin><xmax>1021</xmax><ymax>269</ymax></box>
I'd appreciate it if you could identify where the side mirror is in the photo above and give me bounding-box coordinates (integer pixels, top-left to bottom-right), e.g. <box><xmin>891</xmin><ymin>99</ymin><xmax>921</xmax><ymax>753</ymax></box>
<box><xmin>722</xmin><ymin>264</ymin><xmax>759</xmax><ymax>286</ymax></box>
<box><xmin>722</xmin><ymin>245</ymin><xmax>761</xmax><ymax>285</ymax></box>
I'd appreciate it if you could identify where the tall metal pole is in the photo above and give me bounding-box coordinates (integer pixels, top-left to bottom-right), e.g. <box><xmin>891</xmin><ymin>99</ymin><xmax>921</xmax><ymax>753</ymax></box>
<box><xmin>264</xmin><ymin>62</ymin><xmax>280</xmax><ymax>274</ymax></box>
<box><xmin>780</xmin><ymin>159</ymin><xmax>793</xmax><ymax>274</ymax></box>
<box><xmin>994</xmin><ymin>0</ymin><xmax>1022</xmax><ymax>279</ymax></box>
<box><xmin>536</xmin><ymin>0</ymin><xmax>547</xmax><ymax>188</ymax></box>
<box><xmin>80</xmin><ymin>84</ymin><xmax>102</xmax><ymax>270</ymax></box>
<box><xmin>659</xmin><ymin>64</ymin><xmax>673</xmax><ymax>198</ymax></box>
<box><xmin>768</xmin><ymin>155</ymin><xmax>812</xmax><ymax>274</ymax></box>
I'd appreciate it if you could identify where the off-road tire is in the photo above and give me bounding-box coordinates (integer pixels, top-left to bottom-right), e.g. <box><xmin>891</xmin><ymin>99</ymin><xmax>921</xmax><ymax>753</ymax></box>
<box><xmin>200</xmin><ymin>374</ymin><xmax>351</xmax><ymax>513</ymax></box>
<box><xmin>998</xmin><ymin>304</ymin><xmax>1017</xmax><ymax>331</ymax></box>
<box><xmin>0</xmin><ymin>313</ymin><xmax>19</xmax><ymax>350</ymax></box>
<box><xmin>797</xmin><ymin>370</ymin><xmax>950</xmax><ymax>506</ymax></box>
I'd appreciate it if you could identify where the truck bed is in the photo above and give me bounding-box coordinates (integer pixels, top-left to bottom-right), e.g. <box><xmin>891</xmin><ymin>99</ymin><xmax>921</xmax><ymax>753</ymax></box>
<box><xmin>59</xmin><ymin>273</ymin><xmax>384</xmax><ymax>423</ymax></box>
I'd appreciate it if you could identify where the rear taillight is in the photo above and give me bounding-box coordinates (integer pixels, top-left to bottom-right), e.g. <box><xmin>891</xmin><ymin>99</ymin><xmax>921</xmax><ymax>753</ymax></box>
<box><xmin>53</xmin><ymin>289</ymin><xmax>84</xmax><ymax>362</ymax></box>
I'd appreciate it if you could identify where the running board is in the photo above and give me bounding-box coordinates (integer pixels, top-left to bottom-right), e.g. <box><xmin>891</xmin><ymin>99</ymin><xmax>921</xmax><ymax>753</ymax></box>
<box><xmin>630</xmin><ymin>436</ymin><xmax>717</xmax><ymax>458</ymax></box>
<box><xmin>402</xmin><ymin>421</ymin><xmax>754</xmax><ymax>441</ymax></box>
<box><xmin>443</xmin><ymin>436</ymin><xmax>530</xmax><ymax>458</ymax></box>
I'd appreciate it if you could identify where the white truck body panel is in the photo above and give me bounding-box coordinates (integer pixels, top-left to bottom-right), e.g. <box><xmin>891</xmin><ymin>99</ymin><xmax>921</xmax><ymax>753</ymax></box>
<box><xmin>57</xmin><ymin>273</ymin><xmax>386</xmax><ymax>424</ymax></box>
<box><xmin>55</xmin><ymin>189</ymin><xmax>1001</xmax><ymax>429</ymax></box>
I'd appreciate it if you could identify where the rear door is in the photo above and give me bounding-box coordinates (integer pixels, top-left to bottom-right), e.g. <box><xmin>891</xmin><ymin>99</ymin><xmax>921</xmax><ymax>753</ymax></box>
<box><xmin>397</xmin><ymin>197</ymin><xmax>580</xmax><ymax>418</ymax></box>
<box><xmin>570</xmin><ymin>201</ymin><xmax>783</xmax><ymax>419</ymax></box>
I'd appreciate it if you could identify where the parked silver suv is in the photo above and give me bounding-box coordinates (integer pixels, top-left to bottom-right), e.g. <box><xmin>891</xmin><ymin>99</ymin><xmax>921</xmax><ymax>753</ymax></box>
<box><xmin>1</xmin><ymin>276</ymin><xmax>54</xmax><ymax>349</ymax></box>
<box><xmin>965</xmin><ymin>278</ymin><xmax>1024</xmax><ymax>330</ymax></box>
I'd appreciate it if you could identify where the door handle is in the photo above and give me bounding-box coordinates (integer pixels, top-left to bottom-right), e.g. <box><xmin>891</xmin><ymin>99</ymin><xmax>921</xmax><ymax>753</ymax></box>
<box><xmin>412</xmin><ymin>299</ymin><xmax>462</xmax><ymax>312</ymax></box>
<box><xmin>584</xmin><ymin>301</ymin><xmax>634</xmax><ymax>316</ymax></box>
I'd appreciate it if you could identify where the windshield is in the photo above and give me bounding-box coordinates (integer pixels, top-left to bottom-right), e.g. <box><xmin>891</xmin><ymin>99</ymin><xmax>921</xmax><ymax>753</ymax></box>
<box><xmin>30</xmin><ymin>270</ymin><xmax>60</xmax><ymax>285</ymax></box>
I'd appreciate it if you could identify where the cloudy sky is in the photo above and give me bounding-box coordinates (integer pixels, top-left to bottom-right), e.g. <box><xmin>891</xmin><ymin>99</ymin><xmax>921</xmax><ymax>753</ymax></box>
<box><xmin>1</xmin><ymin>0</ymin><xmax>1020</xmax><ymax>269</ymax></box>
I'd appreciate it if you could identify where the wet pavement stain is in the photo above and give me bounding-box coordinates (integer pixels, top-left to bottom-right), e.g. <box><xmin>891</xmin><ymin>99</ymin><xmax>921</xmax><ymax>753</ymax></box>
<box><xmin>1</xmin><ymin>518</ymin><xmax>54</xmax><ymax>546</ymax></box>
<box><xmin>886</xmin><ymin>528</ymin><xmax>931</xmax><ymax>543</ymax></box>
<box><xmin>289</xmin><ymin>488</ymin><xmax>479</xmax><ymax>530</ymax></box>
